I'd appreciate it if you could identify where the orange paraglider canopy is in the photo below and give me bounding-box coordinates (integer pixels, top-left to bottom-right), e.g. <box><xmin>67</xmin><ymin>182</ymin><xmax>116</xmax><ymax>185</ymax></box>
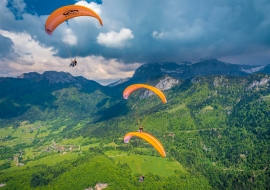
<box><xmin>124</xmin><ymin>132</ymin><xmax>166</xmax><ymax>157</ymax></box>
<box><xmin>45</xmin><ymin>5</ymin><xmax>103</xmax><ymax>35</ymax></box>
<box><xmin>123</xmin><ymin>84</ymin><xmax>167</xmax><ymax>103</ymax></box>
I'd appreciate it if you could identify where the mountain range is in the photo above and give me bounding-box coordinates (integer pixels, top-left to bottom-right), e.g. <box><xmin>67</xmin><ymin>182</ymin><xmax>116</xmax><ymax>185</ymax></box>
<box><xmin>109</xmin><ymin>59</ymin><xmax>270</xmax><ymax>87</ymax></box>
<box><xmin>0</xmin><ymin>59</ymin><xmax>268</xmax><ymax>125</ymax></box>
<box><xmin>14</xmin><ymin>59</ymin><xmax>270</xmax><ymax>89</ymax></box>
<box><xmin>1</xmin><ymin>59</ymin><xmax>270</xmax><ymax>189</ymax></box>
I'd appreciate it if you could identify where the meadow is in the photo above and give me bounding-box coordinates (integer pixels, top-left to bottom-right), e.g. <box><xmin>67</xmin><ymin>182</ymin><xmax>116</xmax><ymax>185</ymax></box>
<box><xmin>105</xmin><ymin>151</ymin><xmax>183</xmax><ymax>176</ymax></box>
<box><xmin>3</xmin><ymin>153</ymin><xmax>80</xmax><ymax>173</ymax></box>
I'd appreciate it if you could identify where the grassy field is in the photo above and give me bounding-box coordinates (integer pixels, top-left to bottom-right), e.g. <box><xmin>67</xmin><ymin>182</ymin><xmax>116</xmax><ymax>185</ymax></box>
<box><xmin>0</xmin><ymin>122</ymin><xmax>51</xmax><ymax>146</ymax></box>
<box><xmin>105</xmin><ymin>151</ymin><xmax>183</xmax><ymax>176</ymax></box>
<box><xmin>81</xmin><ymin>143</ymin><xmax>100</xmax><ymax>151</ymax></box>
<box><xmin>104</xmin><ymin>142</ymin><xmax>120</xmax><ymax>147</ymax></box>
<box><xmin>73</xmin><ymin>123</ymin><xmax>85</xmax><ymax>130</ymax></box>
<box><xmin>166</xmin><ymin>104</ymin><xmax>186</xmax><ymax>113</ymax></box>
<box><xmin>201</xmin><ymin>106</ymin><xmax>214</xmax><ymax>112</ymax></box>
<box><xmin>262</xmin><ymin>94</ymin><xmax>270</xmax><ymax>101</ymax></box>
<box><xmin>105</xmin><ymin>150</ymin><xmax>128</xmax><ymax>156</ymax></box>
<box><xmin>58</xmin><ymin>136</ymin><xmax>90</xmax><ymax>145</ymax></box>
<box><xmin>52</xmin><ymin>125</ymin><xmax>66</xmax><ymax>134</ymax></box>
<box><xmin>37</xmin><ymin>126</ymin><xmax>51</xmax><ymax>138</ymax></box>
<box><xmin>0</xmin><ymin>160</ymin><xmax>6</xmax><ymax>165</ymax></box>
<box><xmin>0</xmin><ymin>127</ymin><xmax>14</xmax><ymax>138</ymax></box>
<box><xmin>23</xmin><ymin>147</ymin><xmax>43</xmax><ymax>159</ymax></box>
<box><xmin>3</xmin><ymin>153</ymin><xmax>80</xmax><ymax>173</ymax></box>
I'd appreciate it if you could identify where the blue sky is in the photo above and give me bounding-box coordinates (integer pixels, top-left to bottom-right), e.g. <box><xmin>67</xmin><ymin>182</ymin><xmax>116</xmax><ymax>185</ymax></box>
<box><xmin>1</xmin><ymin>0</ymin><xmax>270</xmax><ymax>84</ymax></box>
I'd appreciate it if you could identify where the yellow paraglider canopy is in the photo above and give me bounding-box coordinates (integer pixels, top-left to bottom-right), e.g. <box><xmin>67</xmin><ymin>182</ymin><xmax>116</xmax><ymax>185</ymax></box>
<box><xmin>124</xmin><ymin>132</ymin><xmax>166</xmax><ymax>157</ymax></box>
<box><xmin>123</xmin><ymin>84</ymin><xmax>167</xmax><ymax>103</ymax></box>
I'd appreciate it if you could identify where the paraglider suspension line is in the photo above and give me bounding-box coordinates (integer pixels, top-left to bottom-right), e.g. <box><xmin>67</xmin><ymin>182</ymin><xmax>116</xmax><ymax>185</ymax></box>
<box><xmin>64</xmin><ymin>42</ymin><xmax>73</xmax><ymax>61</ymax></box>
<box><xmin>75</xmin><ymin>39</ymin><xmax>85</xmax><ymax>59</ymax></box>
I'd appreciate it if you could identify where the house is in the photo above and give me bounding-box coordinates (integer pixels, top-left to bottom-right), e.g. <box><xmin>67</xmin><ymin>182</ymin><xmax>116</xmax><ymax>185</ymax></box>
<box><xmin>13</xmin><ymin>156</ymin><xmax>18</xmax><ymax>162</ymax></box>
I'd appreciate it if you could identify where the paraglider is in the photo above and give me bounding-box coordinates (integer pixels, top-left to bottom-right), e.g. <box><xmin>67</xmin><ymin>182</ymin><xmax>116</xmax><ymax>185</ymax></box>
<box><xmin>123</xmin><ymin>84</ymin><xmax>167</xmax><ymax>132</ymax></box>
<box><xmin>123</xmin><ymin>84</ymin><xmax>167</xmax><ymax>158</ymax></box>
<box><xmin>45</xmin><ymin>5</ymin><xmax>103</xmax><ymax>35</ymax></box>
<box><xmin>45</xmin><ymin>5</ymin><xmax>103</xmax><ymax>67</ymax></box>
<box><xmin>124</xmin><ymin>132</ymin><xmax>166</xmax><ymax>157</ymax></box>
<box><xmin>123</xmin><ymin>84</ymin><xmax>167</xmax><ymax>104</ymax></box>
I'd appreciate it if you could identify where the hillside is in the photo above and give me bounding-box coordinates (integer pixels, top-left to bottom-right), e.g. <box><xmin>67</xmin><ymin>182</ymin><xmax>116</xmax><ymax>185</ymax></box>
<box><xmin>0</xmin><ymin>70</ymin><xmax>270</xmax><ymax>189</ymax></box>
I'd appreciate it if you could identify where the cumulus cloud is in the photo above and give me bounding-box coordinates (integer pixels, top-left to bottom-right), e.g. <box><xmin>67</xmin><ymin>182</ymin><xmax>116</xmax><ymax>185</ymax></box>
<box><xmin>7</xmin><ymin>0</ymin><xmax>26</xmax><ymax>18</ymax></box>
<box><xmin>75</xmin><ymin>1</ymin><xmax>102</xmax><ymax>15</ymax></box>
<box><xmin>0</xmin><ymin>34</ymin><xmax>15</xmax><ymax>57</ymax></box>
<box><xmin>61</xmin><ymin>28</ymin><xmax>77</xmax><ymax>46</ymax></box>
<box><xmin>1</xmin><ymin>0</ymin><xmax>270</xmax><ymax>74</ymax></box>
<box><xmin>0</xmin><ymin>29</ymin><xmax>141</xmax><ymax>84</ymax></box>
<box><xmin>97</xmin><ymin>28</ymin><xmax>134</xmax><ymax>48</ymax></box>
<box><xmin>152</xmin><ymin>31</ymin><xmax>163</xmax><ymax>39</ymax></box>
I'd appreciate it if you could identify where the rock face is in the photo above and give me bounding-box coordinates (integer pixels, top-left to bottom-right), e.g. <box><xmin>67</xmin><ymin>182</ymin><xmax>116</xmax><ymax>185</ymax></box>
<box><xmin>85</xmin><ymin>183</ymin><xmax>108</xmax><ymax>190</ymax></box>
<box><xmin>39</xmin><ymin>71</ymin><xmax>76</xmax><ymax>84</ymax></box>
<box><xmin>247</xmin><ymin>78</ymin><xmax>270</xmax><ymax>90</ymax></box>
<box><xmin>108</xmin><ymin>77</ymin><xmax>131</xmax><ymax>87</ymax></box>
<box><xmin>140</xmin><ymin>76</ymin><xmax>179</xmax><ymax>99</ymax></box>
<box><xmin>17</xmin><ymin>72</ymin><xmax>41</xmax><ymax>79</ymax></box>
<box><xmin>155</xmin><ymin>76</ymin><xmax>179</xmax><ymax>91</ymax></box>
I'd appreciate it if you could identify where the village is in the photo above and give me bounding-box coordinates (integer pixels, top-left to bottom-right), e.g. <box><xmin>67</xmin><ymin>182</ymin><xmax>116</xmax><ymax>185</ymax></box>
<box><xmin>11</xmin><ymin>138</ymin><xmax>81</xmax><ymax>167</ymax></box>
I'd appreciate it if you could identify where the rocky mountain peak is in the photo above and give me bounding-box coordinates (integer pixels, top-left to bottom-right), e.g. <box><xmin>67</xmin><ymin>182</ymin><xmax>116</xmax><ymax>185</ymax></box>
<box><xmin>108</xmin><ymin>77</ymin><xmax>131</xmax><ymax>87</ymax></box>
<box><xmin>129</xmin><ymin>60</ymin><xmax>269</xmax><ymax>84</ymax></box>
<box><xmin>17</xmin><ymin>72</ymin><xmax>41</xmax><ymax>79</ymax></box>
<box><xmin>140</xmin><ymin>75</ymin><xmax>179</xmax><ymax>99</ymax></box>
<box><xmin>40</xmin><ymin>71</ymin><xmax>76</xmax><ymax>84</ymax></box>
<box><xmin>16</xmin><ymin>71</ymin><xmax>96</xmax><ymax>88</ymax></box>
<box><xmin>247</xmin><ymin>77</ymin><xmax>270</xmax><ymax>90</ymax></box>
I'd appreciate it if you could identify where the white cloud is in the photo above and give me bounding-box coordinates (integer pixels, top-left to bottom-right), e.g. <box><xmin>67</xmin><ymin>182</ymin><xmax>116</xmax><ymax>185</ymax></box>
<box><xmin>97</xmin><ymin>28</ymin><xmax>134</xmax><ymax>48</ymax></box>
<box><xmin>152</xmin><ymin>23</ymin><xmax>204</xmax><ymax>41</ymax></box>
<box><xmin>0</xmin><ymin>29</ymin><xmax>141</xmax><ymax>85</ymax></box>
<box><xmin>9</xmin><ymin>0</ymin><xmax>26</xmax><ymax>17</ymax></box>
<box><xmin>2</xmin><ymin>0</ymin><xmax>270</xmax><ymax>68</ymax></box>
<box><xmin>152</xmin><ymin>31</ymin><xmax>163</xmax><ymax>39</ymax></box>
<box><xmin>75</xmin><ymin>1</ymin><xmax>102</xmax><ymax>15</ymax></box>
<box><xmin>61</xmin><ymin>28</ymin><xmax>77</xmax><ymax>46</ymax></box>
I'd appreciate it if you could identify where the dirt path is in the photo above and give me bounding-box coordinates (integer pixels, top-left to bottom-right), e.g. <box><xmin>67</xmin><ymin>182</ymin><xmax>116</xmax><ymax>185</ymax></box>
<box><xmin>51</xmin><ymin>159</ymin><xmax>55</xmax><ymax>164</ymax></box>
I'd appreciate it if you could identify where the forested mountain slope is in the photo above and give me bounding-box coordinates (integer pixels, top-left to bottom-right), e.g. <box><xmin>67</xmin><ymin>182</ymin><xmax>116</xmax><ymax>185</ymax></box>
<box><xmin>0</xmin><ymin>71</ymin><xmax>270</xmax><ymax>189</ymax></box>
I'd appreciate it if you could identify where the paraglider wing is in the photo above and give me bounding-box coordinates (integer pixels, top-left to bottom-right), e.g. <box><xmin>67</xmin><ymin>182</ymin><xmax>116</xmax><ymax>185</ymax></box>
<box><xmin>45</xmin><ymin>5</ymin><xmax>103</xmax><ymax>35</ymax></box>
<box><xmin>124</xmin><ymin>132</ymin><xmax>166</xmax><ymax>157</ymax></box>
<box><xmin>123</xmin><ymin>84</ymin><xmax>167</xmax><ymax>103</ymax></box>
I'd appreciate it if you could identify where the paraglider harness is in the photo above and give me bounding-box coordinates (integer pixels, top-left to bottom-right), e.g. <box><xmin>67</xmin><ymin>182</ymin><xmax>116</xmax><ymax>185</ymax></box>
<box><xmin>139</xmin><ymin>126</ymin><xmax>143</xmax><ymax>133</ymax></box>
<box><xmin>70</xmin><ymin>59</ymin><xmax>77</xmax><ymax>67</ymax></box>
<box><xmin>139</xmin><ymin>175</ymin><xmax>145</xmax><ymax>182</ymax></box>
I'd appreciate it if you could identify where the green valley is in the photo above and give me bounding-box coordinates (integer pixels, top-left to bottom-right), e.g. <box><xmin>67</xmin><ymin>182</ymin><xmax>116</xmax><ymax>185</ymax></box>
<box><xmin>0</xmin><ymin>72</ymin><xmax>270</xmax><ymax>189</ymax></box>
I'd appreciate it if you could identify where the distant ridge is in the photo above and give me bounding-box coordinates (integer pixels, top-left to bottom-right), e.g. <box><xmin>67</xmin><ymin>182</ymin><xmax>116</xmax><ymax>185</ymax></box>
<box><xmin>132</xmin><ymin>59</ymin><xmax>267</xmax><ymax>81</ymax></box>
<box><xmin>108</xmin><ymin>77</ymin><xmax>131</xmax><ymax>87</ymax></box>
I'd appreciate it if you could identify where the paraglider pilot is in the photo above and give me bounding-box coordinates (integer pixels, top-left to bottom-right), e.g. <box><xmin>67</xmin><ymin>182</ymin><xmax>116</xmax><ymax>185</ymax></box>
<box><xmin>139</xmin><ymin>175</ymin><xmax>145</xmax><ymax>182</ymax></box>
<box><xmin>69</xmin><ymin>58</ymin><xmax>77</xmax><ymax>67</ymax></box>
<box><xmin>138</xmin><ymin>126</ymin><xmax>143</xmax><ymax>133</ymax></box>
